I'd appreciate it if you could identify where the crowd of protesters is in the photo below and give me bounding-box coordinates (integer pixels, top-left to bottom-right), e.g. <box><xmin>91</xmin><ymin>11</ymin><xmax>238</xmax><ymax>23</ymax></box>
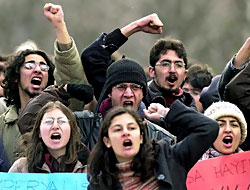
<box><xmin>0</xmin><ymin>2</ymin><xmax>249</xmax><ymax>190</ymax></box>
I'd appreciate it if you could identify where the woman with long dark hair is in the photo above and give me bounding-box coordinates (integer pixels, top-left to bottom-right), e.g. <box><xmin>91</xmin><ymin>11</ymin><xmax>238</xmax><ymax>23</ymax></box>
<box><xmin>9</xmin><ymin>101</ymin><xmax>86</xmax><ymax>173</ymax></box>
<box><xmin>88</xmin><ymin>100</ymin><xmax>219</xmax><ymax>189</ymax></box>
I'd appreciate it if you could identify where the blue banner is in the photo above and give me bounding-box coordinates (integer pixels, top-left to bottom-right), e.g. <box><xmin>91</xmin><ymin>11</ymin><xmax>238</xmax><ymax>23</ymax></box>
<box><xmin>0</xmin><ymin>172</ymin><xmax>89</xmax><ymax>190</ymax></box>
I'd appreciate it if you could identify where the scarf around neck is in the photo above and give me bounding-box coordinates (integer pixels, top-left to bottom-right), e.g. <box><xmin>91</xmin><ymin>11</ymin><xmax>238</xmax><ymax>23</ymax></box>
<box><xmin>200</xmin><ymin>147</ymin><xmax>243</xmax><ymax>161</ymax></box>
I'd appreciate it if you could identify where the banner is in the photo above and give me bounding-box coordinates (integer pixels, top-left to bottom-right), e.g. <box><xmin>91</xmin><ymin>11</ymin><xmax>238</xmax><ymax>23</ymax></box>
<box><xmin>0</xmin><ymin>173</ymin><xmax>89</xmax><ymax>190</ymax></box>
<box><xmin>187</xmin><ymin>151</ymin><xmax>250</xmax><ymax>190</ymax></box>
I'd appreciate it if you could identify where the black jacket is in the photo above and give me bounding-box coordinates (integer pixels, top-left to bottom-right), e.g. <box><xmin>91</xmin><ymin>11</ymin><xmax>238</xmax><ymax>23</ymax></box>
<box><xmin>18</xmin><ymin>85</ymin><xmax>176</xmax><ymax>152</ymax></box>
<box><xmin>146</xmin><ymin>80</ymin><xmax>197</xmax><ymax>110</ymax></box>
<box><xmin>224</xmin><ymin>63</ymin><xmax>250</xmax><ymax>150</ymax></box>
<box><xmin>81</xmin><ymin>29</ymin><xmax>197</xmax><ymax>113</ymax></box>
<box><xmin>199</xmin><ymin>75</ymin><xmax>221</xmax><ymax>111</ymax></box>
<box><xmin>81</xmin><ymin>29</ymin><xmax>127</xmax><ymax>101</ymax></box>
<box><xmin>88</xmin><ymin>100</ymin><xmax>219</xmax><ymax>190</ymax></box>
<box><xmin>218</xmin><ymin>55</ymin><xmax>247</xmax><ymax>99</ymax></box>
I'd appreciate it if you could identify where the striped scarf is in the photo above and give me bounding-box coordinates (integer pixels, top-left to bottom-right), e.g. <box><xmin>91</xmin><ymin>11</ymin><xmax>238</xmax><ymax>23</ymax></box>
<box><xmin>116</xmin><ymin>161</ymin><xmax>159</xmax><ymax>190</ymax></box>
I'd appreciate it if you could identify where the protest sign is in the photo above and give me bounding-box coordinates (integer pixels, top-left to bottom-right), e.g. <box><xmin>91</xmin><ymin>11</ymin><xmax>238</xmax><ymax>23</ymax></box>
<box><xmin>0</xmin><ymin>173</ymin><xmax>89</xmax><ymax>190</ymax></box>
<box><xmin>187</xmin><ymin>151</ymin><xmax>250</xmax><ymax>190</ymax></box>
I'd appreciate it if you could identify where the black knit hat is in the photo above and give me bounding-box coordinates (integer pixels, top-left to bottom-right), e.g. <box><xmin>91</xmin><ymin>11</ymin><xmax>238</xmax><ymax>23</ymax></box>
<box><xmin>96</xmin><ymin>58</ymin><xmax>147</xmax><ymax>111</ymax></box>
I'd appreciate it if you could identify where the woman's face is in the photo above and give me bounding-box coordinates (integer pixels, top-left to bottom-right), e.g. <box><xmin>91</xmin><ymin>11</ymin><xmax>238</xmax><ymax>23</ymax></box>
<box><xmin>213</xmin><ymin>116</ymin><xmax>241</xmax><ymax>155</ymax></box>
<box><xmin>40</xmin><ymin>108</ymin><xmax>71</xmax><ymax>158</ymax></box>
<box><xmin>103</xmin><ymin>113</ymin><xmax>143</xmax><ymax>163</ymax></box>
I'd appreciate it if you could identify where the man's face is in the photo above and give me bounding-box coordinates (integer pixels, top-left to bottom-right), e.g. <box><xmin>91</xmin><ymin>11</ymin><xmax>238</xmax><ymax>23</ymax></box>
<box><xmin>19</xmin><ymin>54</ymin><xmax>49</xmax><ymax>98</ymax></box>
<box><xmin>149</xmin><ymin>50</ymin><xmax>187</xmax><ymax>94</ymax></box>
<box><xmin>182</xmin><ymin>82</ymin><xmax>203</xmax><ymax>112</ymax></box>
<box><xmin>110</xmin><ymin>82</ymin><xmax>143</xmax><ymax>111</ymax></box>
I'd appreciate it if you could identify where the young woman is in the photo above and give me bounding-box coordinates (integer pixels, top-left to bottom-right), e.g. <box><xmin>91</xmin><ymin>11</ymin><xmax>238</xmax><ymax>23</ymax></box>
<box><xmin>201</xmin><ymin>101</ymin><xmax>247</xmax><ymax>160</ymax></box>
<box><xmin>9</xmin><ymin>101</ymin><xmax>86</xmax><ymax>173</ymax></box>
<box><xmin>87</xmin><ymin>100</ymin><xmax>219</xmax><ymax>190</ymax></box>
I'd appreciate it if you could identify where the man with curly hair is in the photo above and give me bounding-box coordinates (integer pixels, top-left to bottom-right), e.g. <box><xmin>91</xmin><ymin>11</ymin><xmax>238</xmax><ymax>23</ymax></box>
<box><xmin>0</xmin><ymin>3</ymin><xmax>87</xmax><ymax>164</ymax></box>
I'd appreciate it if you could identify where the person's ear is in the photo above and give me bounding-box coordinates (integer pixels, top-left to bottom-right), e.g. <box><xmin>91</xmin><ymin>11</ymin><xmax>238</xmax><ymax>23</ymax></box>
<box><xmin>103</xmin><ymin>136</ymin><xmax>111</xmax><ymax>148</ymax></box>
<box><xmin>148</xmin><ymin>66</ymin><xmax>155</xmax><ymax>78</ymax></box>
<box><xmin>183</xmin><ymin>69</ymin><xmax>188</xmax><ymax>81</ymax></box>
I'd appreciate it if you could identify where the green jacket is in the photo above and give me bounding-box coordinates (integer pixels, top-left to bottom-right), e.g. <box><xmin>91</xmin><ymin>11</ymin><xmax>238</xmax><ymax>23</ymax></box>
<box><xmin>53</xmin><ymin>37</ymin><xmax>87</xmax><ymax>111</ymax></box>
<box><xmin>53</xmin><ymin>37</ymin><xmax>86</xmax><ymax>86</ymax></box>
<box><xmin>0</xmin><ymin>105</ymin><xmax>21</xmax><ymax>164</ymax></box>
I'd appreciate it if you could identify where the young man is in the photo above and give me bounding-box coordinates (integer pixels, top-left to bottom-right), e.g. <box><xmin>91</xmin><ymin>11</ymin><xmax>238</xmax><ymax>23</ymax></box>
<box><xmin>81</xmin><ymin>15</ymin><xmax>196</xmax><ymax>110</ymax></box>
<box><xmin>182</xmin><ymin>64</ymin><xmax>214</xmax><ymax>112</ymax></box>
<box><xmin>146</xmin><ymin>38</ymin><xmax>196</xmax><ymax>109</ymax></box>
<box><xmin>0</xmin><ymin>3</ymin><xmax>88</xmax><ymax>164</ymax></box>
<box><xmin>0</xmin><ymin>49</ymin><xmax>55</xmax><ymax>163</ymax></box>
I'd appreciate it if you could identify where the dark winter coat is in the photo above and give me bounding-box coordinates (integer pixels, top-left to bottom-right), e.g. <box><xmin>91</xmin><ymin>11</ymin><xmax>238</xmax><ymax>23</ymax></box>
<box><xmin>88</xmin><ymin>100</ymin><xmax>219</xmax><ymax>190</ymax></box>
<box><xmin>224</xmin><ymin>62</ymin><xmax>250</xmax><ymax>150</ymax></box>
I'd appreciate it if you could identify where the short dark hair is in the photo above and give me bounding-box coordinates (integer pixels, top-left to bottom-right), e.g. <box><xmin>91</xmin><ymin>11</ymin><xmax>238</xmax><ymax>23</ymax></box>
<box><xmin>185</xmin><ymin>64</ymin><xmax>214</xmax><ymax>90</ymax></box>
<box><xmin>150</xmin><ymin>38</ymin><xmax>188</xmax><ymax>68</ymax></box>
<box><xmin>2</xmin><ymin>49</ymin><xmax>55</xmax><ymax>108</ymax></box>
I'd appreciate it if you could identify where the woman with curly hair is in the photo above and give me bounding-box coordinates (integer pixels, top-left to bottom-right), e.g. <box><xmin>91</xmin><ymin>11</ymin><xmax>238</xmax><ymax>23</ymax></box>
<box><xmin>9</xmin><ymin>101</ymin><xmax>86</xmax><ymax>173</ymax></box>
<box><xmin>87</xmin><ymin>100</ymin><xmax>219</xmax><ymax>190</ymax></box>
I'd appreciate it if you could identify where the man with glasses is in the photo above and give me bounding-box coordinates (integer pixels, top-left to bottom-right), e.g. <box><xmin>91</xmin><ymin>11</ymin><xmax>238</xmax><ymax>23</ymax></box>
<box><xmin>94</xmin><ymin>57</ymin><xmax>175</xmax><ymax>147</ymax></box>
<box><xmin>0</xmin><ymin>51</ymin><xmax>89</xmax><ymax>165</ymax></box>
<box><xmin>147</xmin><ymin>38</ymin><xmax>196</xmax><ymax>109</ymax></box>
<box><xmin>0</xmin><ymin>3</ymin><xmax>89</xmax><ymax>164</ymax></box>
<box><xmin>0</xmin><ymin>50</ymin><xmax>55</xmax><ymax>164</ymax></box>
<box><xmin>81</xmin><ymin>17</ymin><xmax>196</xmax><ymax>111</ymax></box>
<box><xmin>18</xmin><ymin>57</ymin><xmax>175</xmax><ymax>151</ymax></box>
<box><xmin>97</xmin><ymin>58</ymin><xmax>147</xmax><ymax>118</ymax></box>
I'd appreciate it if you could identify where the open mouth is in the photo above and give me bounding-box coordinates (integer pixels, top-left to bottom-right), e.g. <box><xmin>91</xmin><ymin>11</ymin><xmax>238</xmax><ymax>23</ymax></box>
<box><xmin>31</xmin><ymin>77</ymin><xmax>42</xmax><ymax>86</ymax></box>
<box><xmin>167</xmin><ymin>75</ymin><xmax>177</xmax><ymax>84</ymax></box>
<box><xmin>223</xmin><ymin>136</ymin><xmax>233</xmax><ymax>145</ymax></box>
<box><xmin>123</xmin><ymin>101</ymin><xmax>133</xmax><ymax>108</ymax></box>
<box><xmin>123</xmin><ymin>139</ymin><xmax>132</xmax><ymax>147</ymax></box>
<box><xmin>51</xmin><ymin>133</ymin><xmax>61</xmax><ymax>140</ymax></box>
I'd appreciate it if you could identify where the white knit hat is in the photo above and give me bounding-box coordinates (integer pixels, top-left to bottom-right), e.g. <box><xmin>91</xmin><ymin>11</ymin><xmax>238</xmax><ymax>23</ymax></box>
<box><xmin>204</xmin><ymin>101</ymin><xmax>247</xmax><ymax>144</ymax></box>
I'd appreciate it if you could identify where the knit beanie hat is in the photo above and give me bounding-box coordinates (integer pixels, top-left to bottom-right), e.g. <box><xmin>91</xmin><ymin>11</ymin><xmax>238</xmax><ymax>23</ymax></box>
<box><xmin>96</xmin><ymin>58</ymin><xmax>147</xmax><ymax>112</ymax></box>
<box><xmin>204</xmin><ymin>101</ymin><xmax>247</xmax><ymax>144</ymax></box>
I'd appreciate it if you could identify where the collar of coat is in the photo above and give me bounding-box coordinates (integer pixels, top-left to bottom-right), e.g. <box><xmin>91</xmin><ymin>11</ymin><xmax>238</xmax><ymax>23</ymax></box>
<box><xmin>3</xmin><ymin>105</ymin><xmax>19</xmax><ymax>124</ymax></box>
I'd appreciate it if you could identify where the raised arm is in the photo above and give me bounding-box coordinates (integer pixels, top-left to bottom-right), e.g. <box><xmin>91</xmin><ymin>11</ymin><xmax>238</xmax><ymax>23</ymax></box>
<box><xmin>234</xmin><ymin>37</ymin><xmax>250</xmax><ymax>68</ymax></box>
<box><xmin>218</xmin><ymin>37</ymin><xmax>250</xmax><ymax>99</ymax></box>
<box><xmin>44</xmin><ymin>3</ymin><xmax>70</xmax><ymax>44</ymax></box>
<box><xmin>224</xmin><ymin>56</ymin><xmax>250</xmax><ymax>150</ymax></box>
<box><xmin>121</xmin><ymin>13</ymin><xmax>163</xmax><ymax>37</ymax></box>
<box><xmin>44</xmin><ymin>3</ymin><xmax>88</xmax><ymax>111</ymax></box>
<box><xmin>44</xmin><ymin>3</ymin><xmax>87</xmax><ymax>85</ymax></box>
<box><xmin>81</xmin><ymin>13</ymin><xmax>163</xmax><ymax>100</ymax></box>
